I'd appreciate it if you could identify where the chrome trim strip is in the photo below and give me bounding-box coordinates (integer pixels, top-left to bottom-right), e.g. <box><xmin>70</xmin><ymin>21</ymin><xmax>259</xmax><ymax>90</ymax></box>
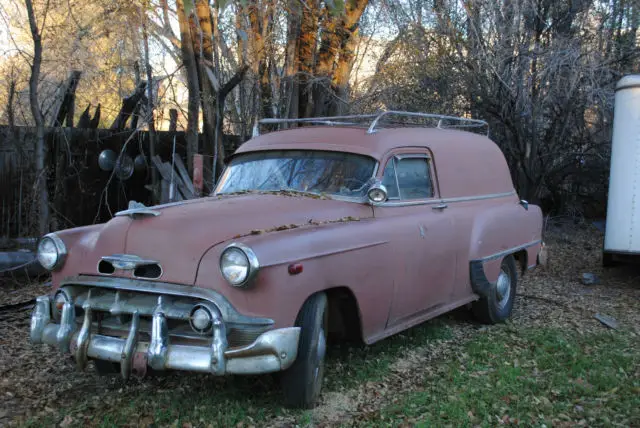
<box><xmin>471</xmin><ymin>240</ymin><xmax>542</xmax><ymax>263</ymax></box>
<box><xmin>394</xmin><ymin>153</ymin><xmax>430</xmax><ymax>160</ymax></box>
<box><xmin>377</xmin><ymin>190</ymin><xmax>517</xmax><ymax>207</ymax></box>
<box><xmin>442</xmin><ymin>191</ymin><xmax>517</xmax><ymax>203</ymax></box>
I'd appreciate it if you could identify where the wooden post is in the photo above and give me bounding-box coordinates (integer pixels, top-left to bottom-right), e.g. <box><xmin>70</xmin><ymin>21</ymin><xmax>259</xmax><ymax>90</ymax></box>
<box><xmin>169</xmin><ymin>109</ymin><xmax>178</xmax><ymax>131</ymax></box>
<box><xmin>193</xmin><ymin>154</ymin><xmax>204</xmax><ymax>196</ymax></box>
<box><xmin>49</xmin><ymin>70</ymin><xmax>82</xmax><ymax>127</ymax></box>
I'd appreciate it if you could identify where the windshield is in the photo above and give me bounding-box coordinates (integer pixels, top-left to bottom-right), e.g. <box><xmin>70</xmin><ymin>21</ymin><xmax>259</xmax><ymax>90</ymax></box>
<box><xmin>215</xmin><ymin>150</ymin><xmax>377</xmax><ymax>198</ymax></box>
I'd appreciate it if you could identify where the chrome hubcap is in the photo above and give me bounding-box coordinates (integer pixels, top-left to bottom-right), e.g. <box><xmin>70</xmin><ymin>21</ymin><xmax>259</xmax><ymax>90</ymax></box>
<box><xmin>496</xmin><ymin>269</ymin><xmax>511</xmax><ymax>309</ymax></box>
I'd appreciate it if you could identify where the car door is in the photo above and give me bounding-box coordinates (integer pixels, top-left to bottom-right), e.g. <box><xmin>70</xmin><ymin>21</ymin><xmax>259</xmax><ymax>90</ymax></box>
<box><xmin>373</xmin><ymin>149</ymin><xmax>457</xmax><ymax>327</ymax></box>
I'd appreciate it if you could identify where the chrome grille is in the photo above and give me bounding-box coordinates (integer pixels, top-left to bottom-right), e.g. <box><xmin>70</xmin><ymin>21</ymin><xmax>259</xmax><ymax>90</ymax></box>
<box><xmin>57</xmin><ymin>285</ymin><xmax>270</xmax><ymax>348</ymax></box>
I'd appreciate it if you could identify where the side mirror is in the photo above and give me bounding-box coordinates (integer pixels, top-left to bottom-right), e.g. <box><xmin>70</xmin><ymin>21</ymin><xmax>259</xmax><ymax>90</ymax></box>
<box><xmin>367</xmin><ymin>180</ymin><xmax>388</xmax><ymax>204</ymax></box>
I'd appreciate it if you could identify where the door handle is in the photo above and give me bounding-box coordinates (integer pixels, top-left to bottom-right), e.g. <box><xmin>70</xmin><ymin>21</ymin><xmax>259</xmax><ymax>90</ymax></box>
<box><xmin>432</xmin><ymin>203</ymin><xmax>448</xmax><ymax>210</ymax></box>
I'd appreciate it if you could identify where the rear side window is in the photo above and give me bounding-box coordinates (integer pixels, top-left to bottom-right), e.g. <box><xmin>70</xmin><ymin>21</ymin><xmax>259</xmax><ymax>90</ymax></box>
<box><xmin>381</xmin><ymin>156</ymin><xmax>434</xmax><ymax>200</ymax></box>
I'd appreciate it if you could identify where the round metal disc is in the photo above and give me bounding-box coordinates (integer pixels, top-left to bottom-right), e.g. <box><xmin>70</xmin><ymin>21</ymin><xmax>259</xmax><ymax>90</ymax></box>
<box><xmin>134</xmin><ymin>154</ymin><xmax>147</xmax><ymax>173</ymax></box>
<box><xmin>115</xmin><ymin>154</ymin><xmax>135</xmax><ymax>180</ymax></box>
<box><xmin>98</xmin><ymin>149</ymin><xmax>117</xmax><ymax>171</ymax></box>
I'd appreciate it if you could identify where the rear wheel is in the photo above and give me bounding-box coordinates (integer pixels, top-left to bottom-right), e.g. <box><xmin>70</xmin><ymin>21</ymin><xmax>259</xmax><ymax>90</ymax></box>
<box><xmin>472</xmin><ymin>255</ymin><xmax>517</xmax><ymax>324</ymax></box>
<box><xmin>280</xmin><ymin>292</ymin><xmax>328</xmax><ymax>409</ymax></box>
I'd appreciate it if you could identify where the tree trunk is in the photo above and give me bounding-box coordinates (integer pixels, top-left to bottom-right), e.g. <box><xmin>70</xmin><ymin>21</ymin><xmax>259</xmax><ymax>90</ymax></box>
<box><xmin>298</xmin><ymin>0</ymin><xmax>320</xmax><ymax>118</ymax></box>
<box><xmin>142</xmin><ymin>2</ymin><xmax>159</xmax><ymax>203</ymax></box>
<box><xmin>214</xmin><ymin>65</ymin><xmax>249</xmax><ymax>181</ymax></box>
<box><xmin>330</xmin><ymin>0</ymin><xmax>369</xmax><ymax>116</ymax></box>
<box><xmin>194</xmin><ymin>0</ymin><xmax>217</xmax><ymax>187</ymax></box>
<box><xmin>176</xmin><ymin>0</ymin><xmax>201</xmax><ymax>174</ymax></box>
<box><xmin>169</xmin><ymin>109</ymin><xmax>178</xmax><ymax>131</ymax></box>
<box><xmin>283</xmin><ymin>0</ymin><xmax>301</xmax><ymax>120</ymax></box>
<box><xmin>247</xmin><ymin>0</ymin><xmax>276</xmax><ymax>120</ymax></box>
<box><xmin>312</xmin><ymin>4</ymin><xmax>342</xmax><ymax>116</ymax></box>
<box><xmin>25</xmin><ymin>0</ymin><xmax>49</xmax><ymax>235</ymax></box>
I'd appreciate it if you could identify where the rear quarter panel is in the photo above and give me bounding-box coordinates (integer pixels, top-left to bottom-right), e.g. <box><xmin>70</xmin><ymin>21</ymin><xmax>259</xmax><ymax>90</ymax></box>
<box><xmin>466</xmin><ymin>200</ymin><xmax>543</xmax><ymax>283</ymax></box>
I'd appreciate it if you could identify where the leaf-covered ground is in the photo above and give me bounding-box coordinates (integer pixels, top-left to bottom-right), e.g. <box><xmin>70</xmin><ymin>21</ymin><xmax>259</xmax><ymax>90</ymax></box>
<box><xmin>1</xmin><ymin>220</ymin><xmax>638</xmax><ymax>427</ymax></box>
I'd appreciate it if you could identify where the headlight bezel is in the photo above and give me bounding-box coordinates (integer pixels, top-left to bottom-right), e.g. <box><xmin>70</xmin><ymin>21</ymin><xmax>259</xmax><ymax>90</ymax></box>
<box><xmin>36</xmin><ymin>233</ymin><xmax>67</xmax><ymax>271</ymax></box>
<box><xmin>219</xmin><ymin>242</ymin><xmax>260</xmax><ymax>288</ymax></box>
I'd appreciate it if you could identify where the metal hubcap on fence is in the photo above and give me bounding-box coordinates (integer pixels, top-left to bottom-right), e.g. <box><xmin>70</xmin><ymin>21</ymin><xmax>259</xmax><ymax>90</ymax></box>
<box><xmin>496</xmin><ymin>269</ymin><xmax>511</xmax><ymax>310</ymax></box>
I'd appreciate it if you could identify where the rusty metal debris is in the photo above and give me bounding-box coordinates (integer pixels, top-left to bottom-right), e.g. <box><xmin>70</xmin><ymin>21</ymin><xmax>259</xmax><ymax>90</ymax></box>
<box><xmin>594</xmin><ymin>313</ymin><xmax>618</xmax><ymax>329</ymax></box>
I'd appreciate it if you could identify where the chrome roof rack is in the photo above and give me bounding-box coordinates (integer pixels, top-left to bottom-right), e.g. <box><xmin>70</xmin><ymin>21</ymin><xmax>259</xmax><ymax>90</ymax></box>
<box><xmin>255</xmin><ymin>110</ymin><xmax>489</xmax><ymax>136</ymax></box>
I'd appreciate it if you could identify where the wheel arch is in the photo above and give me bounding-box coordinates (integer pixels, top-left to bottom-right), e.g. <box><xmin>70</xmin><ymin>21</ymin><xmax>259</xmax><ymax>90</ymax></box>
<box><xmin>295</xmin><ymin>286</ymin><xmax>364</xmax><ymax>344</ymax></box>
<box><xmin>512</xmin><ymin>249</ymin><xmax>528</xmax><ymax>276</ymax></box>
<box><xmin>470</xmin><ymin>252</ymin><xmax>519</xmax><ymax>298</ymax></box>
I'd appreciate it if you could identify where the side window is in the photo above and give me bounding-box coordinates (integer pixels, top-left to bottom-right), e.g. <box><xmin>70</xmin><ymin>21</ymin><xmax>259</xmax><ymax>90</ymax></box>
<box><xmin>381</xmin><ymin>155</ymin><xmax>434</xmax><ymax>200</ymax></box>
<box><xmin>381</xmin><ymin>160</ymin><xmax>399</xmax><ymax>199</ymax></box>
<box><xmin>396</xmin><ymin>157</ymin><xmax>433</xmax><ymax>199</ymax></box>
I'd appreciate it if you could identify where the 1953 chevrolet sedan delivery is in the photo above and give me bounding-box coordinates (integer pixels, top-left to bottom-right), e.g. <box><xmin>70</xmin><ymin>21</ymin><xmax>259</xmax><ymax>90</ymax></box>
<box><xmin>30</xmin><ymin>111</ymin><xmax>544</xmax><ymax>408</ymax></box>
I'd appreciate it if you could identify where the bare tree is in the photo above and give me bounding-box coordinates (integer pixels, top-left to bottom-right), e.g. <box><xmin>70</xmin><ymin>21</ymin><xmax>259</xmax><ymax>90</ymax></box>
<box><xmin>176</xmin><ymin>0</ymin><xmax>200</xmax><ymax>174</ymax></box>
<box><xmin>25</xmin><ymin>0</ymin><xmax>50</xmax><ymax>235</ymax></box>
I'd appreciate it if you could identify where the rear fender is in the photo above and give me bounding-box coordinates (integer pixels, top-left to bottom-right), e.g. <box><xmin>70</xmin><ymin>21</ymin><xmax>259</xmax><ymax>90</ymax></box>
<box><xmin>468</xmin><ymin>202</ymin><xmax>542</xmax><ymax>295</ymax></box>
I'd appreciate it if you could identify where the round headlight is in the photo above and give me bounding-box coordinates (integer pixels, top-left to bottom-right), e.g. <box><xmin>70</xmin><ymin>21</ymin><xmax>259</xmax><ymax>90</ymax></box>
<box><xmin>219</xmin><ymin>243</ymin><xmax>259</xmax><ymax>287</ymax></box>
<box><xmin>37</xmin><ymin>234</ymin><xmax>67</xmax><ymax>271</ymax></box>
<box><xmin>190</xmin><ymin>306</ymin><xmax>212</xmax><ymax>333</ymax></box>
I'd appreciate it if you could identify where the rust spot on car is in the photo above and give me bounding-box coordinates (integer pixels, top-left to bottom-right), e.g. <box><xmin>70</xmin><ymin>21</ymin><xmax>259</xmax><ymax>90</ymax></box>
<box><xmin>237</xmin><ymin>216</ymin><xmax>363</xmax><ymax>240</ymax></box>
<box><xmin>217</xmin><ymin>189</ymin><xmax>332</xmax><ymax>200</ymax></box>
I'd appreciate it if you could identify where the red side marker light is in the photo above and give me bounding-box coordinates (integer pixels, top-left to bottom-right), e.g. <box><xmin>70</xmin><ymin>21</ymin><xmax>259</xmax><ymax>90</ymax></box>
<box><xmin>288</xmin><ymin>263</ymin><xmax>303</xmax><ymax>275</ymax></box>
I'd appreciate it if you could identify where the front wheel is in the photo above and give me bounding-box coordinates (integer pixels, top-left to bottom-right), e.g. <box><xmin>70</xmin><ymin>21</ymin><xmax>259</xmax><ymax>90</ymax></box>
<box><xmin>280</xmin><ymin>292</ymin><xmax>328</xmax><ymax>409</ymax></box>
<box><xmin>472</xmin><ymin>255</ymin><xmax>517</xmax><ymax>324</ymax></box>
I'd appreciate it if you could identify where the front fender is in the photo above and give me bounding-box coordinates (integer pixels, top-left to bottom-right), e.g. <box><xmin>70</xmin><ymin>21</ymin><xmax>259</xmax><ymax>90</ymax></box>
<box><xmin>50</xmin><ymin>223</ymin><xmax>116</xmax><ymax>291</ymax></box>
<box><xmin>194</xmin><ymin>218</ymin><xmax>394</xmax><ymax>338</ymax></box>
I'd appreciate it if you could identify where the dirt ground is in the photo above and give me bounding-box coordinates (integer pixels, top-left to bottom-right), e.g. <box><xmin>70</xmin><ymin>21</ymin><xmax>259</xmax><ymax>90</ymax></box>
<box><xmin>1</xmin><ymin>220</ymin><xmax>639</xmax><ymax>427</ymax></box>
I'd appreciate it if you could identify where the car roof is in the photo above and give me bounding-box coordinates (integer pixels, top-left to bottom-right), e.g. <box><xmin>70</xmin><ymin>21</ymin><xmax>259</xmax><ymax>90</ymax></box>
<box><xmin>234</xmin><ymin>126</ymin><xmax>496</xmax><ymax>161</ymax></box>
<box><xmin>233</xmin><ymin>126</ymin><xmax>516</xmax><ymax>199</ymax></box>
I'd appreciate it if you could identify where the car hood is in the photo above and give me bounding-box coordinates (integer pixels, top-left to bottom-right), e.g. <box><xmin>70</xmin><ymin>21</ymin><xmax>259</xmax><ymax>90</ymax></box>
<box><xmin>72</xmin><ymin>193</ymin><xmax>373</xmax><ymax>284</ymax></box>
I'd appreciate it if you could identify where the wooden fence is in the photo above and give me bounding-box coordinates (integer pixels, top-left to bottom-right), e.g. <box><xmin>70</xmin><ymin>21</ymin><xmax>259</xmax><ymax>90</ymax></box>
<box><xmin>0</xmin><ymin>126</ymin><xmax>242</xmax><ymax>241</ymax></box>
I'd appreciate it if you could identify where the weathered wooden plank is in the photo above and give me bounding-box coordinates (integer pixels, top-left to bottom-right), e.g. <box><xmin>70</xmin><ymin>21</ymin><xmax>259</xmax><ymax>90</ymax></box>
<box><xmin>173</xmin><ymin>156</ymin><xmax>196</xmax><ymax>196</ymax></box>
<box><xmin>48</xmin><ymin>71</ymin><xmax>82</xmax><ymax>127</ymax></box>
<box><xmin>152</xmin><ymin>156</ymin><xmax>189</xmax><ymax>201</ymax></box>
<box><xmin>162</xmin><ymin>161</ymin><xmax>188</xmax><ymax>200</ymax></box>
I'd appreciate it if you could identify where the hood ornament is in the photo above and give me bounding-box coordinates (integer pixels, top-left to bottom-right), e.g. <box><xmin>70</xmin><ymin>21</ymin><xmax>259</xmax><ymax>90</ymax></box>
<box><xmin>115</xmin><ymin>200</ymin><xmax>161</xmax><ymax>218</ymax></box>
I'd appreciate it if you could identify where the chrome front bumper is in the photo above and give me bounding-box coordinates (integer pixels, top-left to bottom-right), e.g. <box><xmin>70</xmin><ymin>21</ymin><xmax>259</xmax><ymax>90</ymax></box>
<box><xmin>30</xmin><ymin>292</ymin><xmax>300</xmax><ymax>378</ymax></box>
